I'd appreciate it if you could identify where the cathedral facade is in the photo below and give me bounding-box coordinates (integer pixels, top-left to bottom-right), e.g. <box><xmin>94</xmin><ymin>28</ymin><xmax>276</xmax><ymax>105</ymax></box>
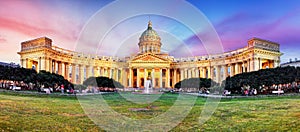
<box><xmin>18</xmin><ymin>21</ymin><xmax>282</xmax><ymax>88</ymax></box>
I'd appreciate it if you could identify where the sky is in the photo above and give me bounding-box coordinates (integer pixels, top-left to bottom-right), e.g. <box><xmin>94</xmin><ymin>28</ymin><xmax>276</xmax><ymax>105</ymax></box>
<box><xmin>0</xmin><ymin>0</ymin><xmax>299</xmax><ymax>64</ymax></box>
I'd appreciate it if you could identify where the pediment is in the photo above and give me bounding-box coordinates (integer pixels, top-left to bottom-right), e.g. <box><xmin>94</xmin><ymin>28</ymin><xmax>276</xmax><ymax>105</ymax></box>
<box><xmin>131</xmin><ymin>53</ymin><xmax>169</xmax><ymax>62</ymax></box>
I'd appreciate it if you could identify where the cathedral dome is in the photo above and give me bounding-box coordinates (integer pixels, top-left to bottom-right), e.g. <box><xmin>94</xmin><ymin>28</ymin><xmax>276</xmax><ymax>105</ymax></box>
<box><xmin>140</xmin><ymin>22</ymin><xmax>160</xmax><ymax>42</ymax></box>
<box><xmin>138</xmin><ymin>21</ymin><xmax>162</xmax><ymax>54</ymax></box>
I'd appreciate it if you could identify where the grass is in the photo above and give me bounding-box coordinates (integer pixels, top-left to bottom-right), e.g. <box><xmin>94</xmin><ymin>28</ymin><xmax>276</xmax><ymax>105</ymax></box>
<box><xmin>0</xmin><ymin>92</ymin><xmax>299</xmax><ymax>131</ymax></box>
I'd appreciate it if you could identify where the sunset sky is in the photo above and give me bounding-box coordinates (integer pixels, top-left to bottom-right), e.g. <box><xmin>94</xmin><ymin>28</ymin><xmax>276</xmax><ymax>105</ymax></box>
<box><xmin>0</xmin><ymin>0</ymin><xmax>299</xmax><ymax>64</ymax></box>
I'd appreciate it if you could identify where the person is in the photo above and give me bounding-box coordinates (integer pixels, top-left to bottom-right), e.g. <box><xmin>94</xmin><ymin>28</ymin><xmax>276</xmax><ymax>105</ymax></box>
<box><xmin>244</xmin><ymin>89</ymin><xmax>249</xmax><ymax>96</ymax></box>
<box><xmin>253</xmin><ymin>89</ymin><xmax>257</xmax><ymax>95</ymax></box>
<box><xmin>68</xmin><ymin>84</ymin><xmax>73</xmax><ymax>94</ymax></box>
<box><xmin>223</xmin><ymin>90</ymin><xmax>227</xmax><ymax>96</ymax></box>
<box><xmin>61</xmin><ymin>84</ymin><xmax>64</xmax><ymax>94</ymax></box>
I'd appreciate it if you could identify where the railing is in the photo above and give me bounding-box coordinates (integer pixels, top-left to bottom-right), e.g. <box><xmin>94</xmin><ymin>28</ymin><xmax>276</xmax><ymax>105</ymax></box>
<box><xmin>51</xmin><ymin>46</ymin><xmax>125</xmax><ymax>62</ymax></box>
<box><xmin>175</xmin><ymin>46</ymin><xmax>250</xmax><ymax>62</ymax></box>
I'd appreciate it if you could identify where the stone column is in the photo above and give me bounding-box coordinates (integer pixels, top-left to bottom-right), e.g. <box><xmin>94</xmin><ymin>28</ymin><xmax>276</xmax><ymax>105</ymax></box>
<box><xmin>49</xmin><ymin>59</ymin><xmax>52</xmax><ymax>73</ymax></box>
<box><xmin>94</xmin><ymin>67</ymin><xmax>98</xmax><ymax>77</ymax></box>
<box><xmin>188</xmin><ymin>69</ymin><xmax>192</xmax><ymax>78</ymax></box>
<box><xmin>242</xmin><ymin>62</ymin><xmax>246</xmax><ymax>73</ymax></box>
<box><xmin>254</xmin><ymin>58</ymin><xmax>259</xmax><ymax>71</ymax></box>
<box><xmin>106</xmin><ymin>67</ymin><xmax>109</xmax><ymax>77</ymax></box>
<box><xmin>274</xmin><ymin>60</ymin><xmax>279</xmax><ymax>68</ymax></box>
<box><xmin>111</xmin><ymin>68</ymin><xmax>114</xmax><ymax>79</ymax></box>
<box><xmin>191</xmin><ymin>68</ymin><xmax>195</xmax><ymax>78</ymax></box>
<box><xmin>173</xmin><ymin>69</ymin><xmax>177</xmax><ymax>87</ymax></box>
<box><xmin>222</xmin><ymin>65</ymin><xmax>228</xmax><ymax>80</ymax></box>
<box><xmin>144</xmin><ymin>68</ymin><xmax>147</xmax><ymax>88</ymax></box>
<box><xmin>207</xmin><ymin>66</ymin><xmax>211</xmax><ymax>79</ymax></box>
<box><xmin>129</xmin><ymin>68</ymin><xmax>133</xmax><ymax>87</ymax></box>
<box><xmin>185</xmin><ymin>69</ymin><xmax>188</xmax><ymax>79</ymax></box>
<box><xmin>44</xmin><ymin>58</ymin><xmax>49</xmax><ymax>72</ymax></box>
<box><xmin>229</xmin><ymin>64</ymin><xmax>234</xmax><ymax>77</ymax></box>
<box><xmin>137</xmin><ymin>68</ymin><xmax>140</xmax><ymax>88</ymax></box>
<box><xmin>211</xmin><ymin>66</ymin><xmax>215</xmax><ymax>80</ymax></box>
<box><xmin>61</xmin><ymin>63</ymin><xmax>65</xmax><ymax>78</ymax></box>
<box><xmin>36</xmin><ymin>57</ymin><xmax>40</xmax><ymax>71</ymax></box>
<box><xmin>215</xmin><ymin>66</ymin><xmax>220</xmax><ymax>83</ymax></box>
<box><xmin>159</xmin><ymin>69</ymin><xmax>163</xmax><ymax>88</ymax></box>
<box><xmin>52</xmin><ymin>60</ymin><xmax>56</xmax><ymax>73</ymax></box>
<box><xmin>101</xmin><ymin>67</ymin><xmax>105</xmax><ymax>76</ymax></box>
<box><xmin>247</xmin><ymin>60</ymin><xmax>250</xmax><ymax>72</ymax></box>
<box><xmin>79</xmin><ymin>65</ymin><xmax>84</xmax><ymax>84</ymax></box>
<box><xmin>249</xmin><ymin>59</ymin><xmax>253</xmax><ymax>72</ymax></box>
<box><xmin>203</xmin><ymin>67</ymin><xmax>207</xmax><ymax>78</ymax></box>
<box><xmin>259</xmin><ymin>58</ymin><xmax>262</xmax><ymax>70</ymax></box>
<box><xmin>104</xmin><ymin>67</ymin><xmax>108</xmax><ymax>77</ymax></box>
<box><xmin>180</xmin><ymin>69</ymin><xmax>184</xmax><ymax>81</ymax></box>
<box><xmin>113</xmin><ymin>68</ymin><xmax>116</xmax><ymax>80</ymax></box>
<box><xmin>25</xmin><ymin>58</ymin><xmax>29</xmax><ymax>69</ymax></box>
<box><xmin>152</xmin><ymin>69</ymin><xmax>155</xmax><ymax>88</ymax></box>
<box><xmin>65</xmin><ymin>63</ymin><xmax>69</xmax><ymax>79</ymax></box>
<box><xmin>235</xmin><ymin>63</ymin><xmax>239</xmax><ymax>75</ymax></box>
<box><xmin>24</xmin><ymin>58</ymin><xmax>28</xmax><ymax>69</ymax></box>
<box><xmin>116</xmin><ymin>69</ymin><xmax>120</xmax><ymax>82</ymax></box>
<box><xmin>58</xmin><ymin>62</ymin><xmax>62</xmax><ymax>75</ymax></box>
<box><xmin>199</xmin><ymin>67</ymin><xmax>203</xmax><ymax>78</ymax></box>
<box><xmin>195</xmin><ymin>68</ymin><xmax>199</xmax><ymax>78</ymax></box>
<box><xmin>40</xmin><ymin>57</ymin><xmax>46</xmax><ymax>71</ymax></box>
<box><xmin>71</xmin><ymin>64</ymin><xmax>76</xmax><ymax>84</ymax></box>
<box><xmin>86</xmin><ymin>65</ymin><xmax>93</xmax><ymax>78</ymax></box>
<box><xmin>22</xmin><ymin>59</ymin><xmax>26</xmax><ymax>69</ymax></box>
<box><xmin>198</xmin><ymin>67</ymin><xmax>201</xmax><ymax>78</ymax></box>
<box><xmin>20</xmin><ymin>59</ymin><xmax>24</xmax><ymax>68</ymax></box>
<box><xmin>166</xmin><ymin>68</ymin><xmax>170</xmax><ymax>88</ymax></box>
<box><xmin>121</xmin><ymin>68</ymin><xmax>127</xmax><ymax>87</ymax></box>
<box><xmin>110</xmin><ymin>68</ymin><xmax>113</xmax><ymax>79</ymax></box>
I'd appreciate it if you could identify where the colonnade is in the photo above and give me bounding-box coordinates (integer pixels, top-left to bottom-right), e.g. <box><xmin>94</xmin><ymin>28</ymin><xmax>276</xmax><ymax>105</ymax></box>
<box><xmin>20</xmin><ymin>57</ymin><xmax>123</xmax><ymax>84</ymax></box>
<box><xmin>128</xmin><ymin>68</ymin><xmax>170</xmax><ymax>88</ymax></box>
<box><xmin>20</xmin><ymin>56</ymin><xmax>277</xmax><ymax>87</ymax></box>
<box><xmin>175</xmin><ymin>58</ymin><xmax>271</xmax><ymax>83</ymax></box>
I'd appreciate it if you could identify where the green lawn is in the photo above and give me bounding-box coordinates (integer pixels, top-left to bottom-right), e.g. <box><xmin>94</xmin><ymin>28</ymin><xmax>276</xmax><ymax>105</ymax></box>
<box><xmin>0</xmin><ymin>92</ymin><xmax>299</xmax><ymax>131</ymax></box>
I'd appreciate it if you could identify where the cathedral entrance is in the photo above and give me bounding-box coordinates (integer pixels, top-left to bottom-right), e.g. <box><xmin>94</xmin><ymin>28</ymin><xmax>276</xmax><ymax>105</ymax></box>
<box><xmin>140</xmin><ymin>78</ymin><xmax>144</xmax><ymax>88</ymax></box>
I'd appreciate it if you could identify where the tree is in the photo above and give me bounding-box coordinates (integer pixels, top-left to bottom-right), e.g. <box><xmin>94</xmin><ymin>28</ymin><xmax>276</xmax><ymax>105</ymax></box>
<box><xmin>225</xmin><ymin>66</ymin><xmax>299</xmax><ymax>93</ymax></box>
<box><xmin>174</xmin><ymin>78</ymin><xmax>217</xmax><ymax>89</ymax></box>
<box><xmin>0</xmin><ymin>65</ymin><xmax>72</xmax><ymax>91</ymax></box>
<box><xmin>83</xmin><ymin>76</ymin><xmax>124</xmax><ymax>88</ymax></box>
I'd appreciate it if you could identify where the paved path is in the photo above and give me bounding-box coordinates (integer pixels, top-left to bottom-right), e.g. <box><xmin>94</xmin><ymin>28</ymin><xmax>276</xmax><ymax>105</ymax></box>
<box><xmin>0</xmin><ymin>89</ymin><xmax>112</xmax><ymax>96</ymax></box>
<box><xmin>1</xmin><ymin>89</ymin><xmax>299</xmax><ymax>98</ymax></box>
<box><xmin>185</xmin><ymin>92</ymin><xmax>300</xmax><ymax>98</ymax></box>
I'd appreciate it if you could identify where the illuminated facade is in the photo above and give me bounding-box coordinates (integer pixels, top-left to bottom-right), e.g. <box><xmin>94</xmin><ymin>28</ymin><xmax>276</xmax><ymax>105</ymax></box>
<box><xmin>18</xmin><ymin>21</ymin><xmax>282</xmax><ymax>88</ymax></box>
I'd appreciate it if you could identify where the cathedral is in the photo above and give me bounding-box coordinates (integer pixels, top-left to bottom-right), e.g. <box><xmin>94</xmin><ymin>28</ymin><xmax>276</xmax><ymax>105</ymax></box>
<box><xmin>18</xmin><ymin>21</ymin><xmax>282</xmax><ymax>88</ymax></box>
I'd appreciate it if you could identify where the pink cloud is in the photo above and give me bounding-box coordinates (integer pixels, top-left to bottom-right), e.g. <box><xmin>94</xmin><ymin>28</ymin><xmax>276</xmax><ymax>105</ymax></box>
<box><xmin>0</xmin><ymin>35</ymin><xmax>6</xmax><ymax>42</ymax></box>
<box><xmin>0</xmin><ymin>0</ymin><xmax>83</xmax><ymax>47</ymax></box>
<box><xmin>0</xmin><ymin>17</ymin><xmax>55</xmax><ymax>36</ymax></box>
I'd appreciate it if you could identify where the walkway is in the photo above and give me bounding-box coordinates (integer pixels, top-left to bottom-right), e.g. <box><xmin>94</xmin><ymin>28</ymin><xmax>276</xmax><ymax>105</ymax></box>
<box><xmin>185</xmin><ymin>92</ymin><xmax>300</xmax><ymax>99</ymax></box>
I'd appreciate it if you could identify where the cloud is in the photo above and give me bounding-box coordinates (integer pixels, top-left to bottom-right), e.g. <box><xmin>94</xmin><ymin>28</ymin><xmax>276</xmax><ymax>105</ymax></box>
<box><xmin>181</xmin><ymin>9</ymin><xmax>300</xmax><ymax>64</ymax></box>
<box><xmin>0</xmin><ymin>0</ymin><xmax>83</xmax><ymax>48</ymax></box>
<box><xmin>0</xmin><ymin>35</ymin><xmax>6</xmax><ymax>42</ymax></box>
